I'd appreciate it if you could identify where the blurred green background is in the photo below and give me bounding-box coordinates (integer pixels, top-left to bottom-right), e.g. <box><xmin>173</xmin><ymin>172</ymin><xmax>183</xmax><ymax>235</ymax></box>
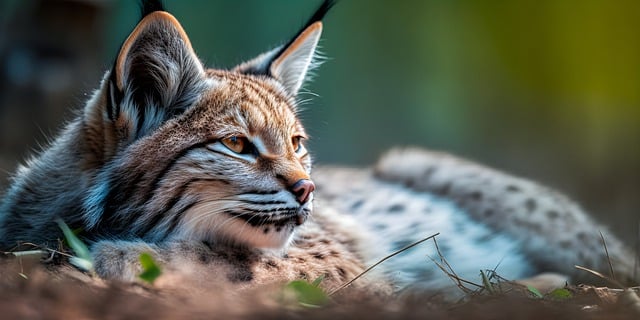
<box><xmin>0</xmin><ymin>0</ymin><xmax>638</xmax><ymax>243</ymax></box>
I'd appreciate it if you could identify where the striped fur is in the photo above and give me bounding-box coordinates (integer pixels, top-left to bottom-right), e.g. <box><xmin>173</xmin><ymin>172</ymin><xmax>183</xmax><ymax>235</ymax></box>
<box><xmin>0</xmin><ymin>1</ymin><xmax>328</xmax><ymax>251</ymax></box>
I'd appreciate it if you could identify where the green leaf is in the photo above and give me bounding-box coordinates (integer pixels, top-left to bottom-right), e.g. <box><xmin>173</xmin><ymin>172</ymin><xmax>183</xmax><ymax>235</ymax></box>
<box><xmin>138</xmin><ymin>252</ymin><xmax>162</xmax><ymax>284</ymax></box>
<box><xmin>527</xmin><ymin>285</ymin><xmax>544</xmax><ymax>298</ymax></box>
<box><xmin>284</xmin><ymin>280</ymin><xmax>329</xmax><ymax>307</ymax></box>
<box><xmin>56</xmin><ymin>219</ymin><xmax>93</xmax><ymax>271</ymax></box>
<box><xmin>548</xmin><ymin>288</ymin><xmax>572</xmax><ymax>300</ymax></box>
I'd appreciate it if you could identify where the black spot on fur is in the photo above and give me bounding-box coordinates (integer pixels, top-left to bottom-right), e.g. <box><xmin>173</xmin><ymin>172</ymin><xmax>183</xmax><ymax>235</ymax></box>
<box><xmin>577</xmin><ymin>251</ymin><xmax>586</xmax><ymax>261</ymax></box>
<box><xmin>577</xmin><ymin>232</ymin><xmax>588</xmax><ymax>241</ymax></box>
<box><xmin>469</xmin><ymin>191</ymin><xmax>483</xmax><ymax>201</ymax></box>
<box><xmin>388</xmin><ymin>204</ymin><xmax>405</xmax><ymax>213</ymax></box>
<box><xmin>217</xmin><ymin>248</ymin><xmax>258</xmax><ymax>282</ymax></box>
<box><xmin>312</xmin><ymin>252</ymin><xmax>325</xmax><ymax>260</ymax></box>
<box><xmin>263</xmin><ymin>227</ymin><xmax>270</xmax><ymax>234</ymax></box>
<box><xmin>525</xmin><ymin>198</ymin><xmax>537</xmax><ymax>212</ymax></box>
<box><xmin>374</xmin><ymin>223</ymin><xmax>388</xmax><ymax>231</ymax></box>
<box><xmin>546</xmin><ymin>210</ymin><xmax>560</xmax><ymax>219</ymax></box>
<box><xmin>337</xmin><ymin>267</ymin><xmax>347</xmax><ymax>279</ymax></box>
<box><xmin>506</xmin><ymin>185</ymin><xmax>521</xmax><ymax>192</ymax></box>
<box><xmin>476</xmin><ymin>234</ymin><xmax>493</xmax><ymax>243</ymax></box>
<box><xmin>393</xmin><ymin>240</ymin><xmax>413</xmax><ymax>250</ymax></box>
<box><xmin>350</xmin><ymin>199</ymin><xmax>364</xmax><ymax>210</ymax></box>
<box><xmin>422</xmin><ymin>166</ymin><xmax>436</xmax><ymax>179</ymax></box>
<box><xmin>265</xmin><ymin>260</ymin><xmax>279</xmax><ymax>269</ymax></box>
<box><xmin>484</xmin><ymin>209</ymin><xmax>494</xmax><ymax>217</ymax></box>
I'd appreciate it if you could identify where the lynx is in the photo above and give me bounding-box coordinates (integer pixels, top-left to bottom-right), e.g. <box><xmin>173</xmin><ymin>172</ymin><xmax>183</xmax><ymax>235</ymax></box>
<box><xmin>0</xmin><ymin>0</ymin><xmax>636</xmax><ymax>294</ymax></box>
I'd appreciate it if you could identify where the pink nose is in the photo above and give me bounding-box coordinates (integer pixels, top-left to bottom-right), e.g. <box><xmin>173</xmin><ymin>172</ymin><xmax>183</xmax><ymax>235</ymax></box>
<box><xmin>290</xmin><ymin>179</ymin><xmax>315</xmax><ymax>204</ymax></box>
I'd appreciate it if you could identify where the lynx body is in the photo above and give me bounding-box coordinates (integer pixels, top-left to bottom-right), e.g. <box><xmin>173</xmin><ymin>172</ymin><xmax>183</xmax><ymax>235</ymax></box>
<box><xmin>0</xmin><ymin>1</ymin><xmax>635</xmax><ymax>293</ymax></box>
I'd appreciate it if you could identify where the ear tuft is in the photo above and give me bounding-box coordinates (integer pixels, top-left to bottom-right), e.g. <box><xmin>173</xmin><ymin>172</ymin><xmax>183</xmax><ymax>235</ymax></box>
<box><xmin>233</xmin><ymin>0</ymin><xmax>335</xmax><ymax>96</ymax></box>
<box><xmin>140</xmin><ymin>0</ymin><xmax>165</xmax><ymax>17</ymax></box>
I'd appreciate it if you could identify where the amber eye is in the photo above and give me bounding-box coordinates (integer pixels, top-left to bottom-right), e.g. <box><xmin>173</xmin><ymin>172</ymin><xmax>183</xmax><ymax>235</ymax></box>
<box><xmin>221</xmin><ymin>136</ymin><xmax>251</xmax><ymax>154</ymax></box>
<box><xmin>292</xmin><ymin>136</ymin><xmax>304</xmax><ymax>153</ymax></box>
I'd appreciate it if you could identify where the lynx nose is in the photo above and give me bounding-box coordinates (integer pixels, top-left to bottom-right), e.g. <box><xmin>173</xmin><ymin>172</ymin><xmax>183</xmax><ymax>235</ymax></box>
<box><xmin>290</xmin><ymin>179</ymin><xmax>315</xmax><ymax>204</ymax></box>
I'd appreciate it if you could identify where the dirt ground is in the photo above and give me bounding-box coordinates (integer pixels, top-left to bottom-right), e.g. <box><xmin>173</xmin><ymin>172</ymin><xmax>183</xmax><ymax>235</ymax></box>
<box><xmin>1</xmin><ymin>256</ymin><xmax>638</xmax><ymax>320</ymax></box>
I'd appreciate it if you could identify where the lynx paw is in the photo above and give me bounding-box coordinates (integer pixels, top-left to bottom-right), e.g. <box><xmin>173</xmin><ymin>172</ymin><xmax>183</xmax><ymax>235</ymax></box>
<box><xmin>91</xmin><ymin>240</ymin><xmax>162</xmax><ymax>281</ymax></box>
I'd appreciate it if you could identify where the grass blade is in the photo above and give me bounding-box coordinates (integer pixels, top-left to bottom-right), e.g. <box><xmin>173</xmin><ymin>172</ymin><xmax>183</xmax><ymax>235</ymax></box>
<box><xmin>526</xmin><ymin>285</ymin><xmax>543</xmax><ymax>298</ymax></box>
<box><xmin>329</xmin><ymin>233</ymin><xmax>439</xmax><ymax>296</ymax></box>
<box><xmin>56</xmin><ymin>219</ymin><xmax>93</xmax><ymax>271</ymax></box>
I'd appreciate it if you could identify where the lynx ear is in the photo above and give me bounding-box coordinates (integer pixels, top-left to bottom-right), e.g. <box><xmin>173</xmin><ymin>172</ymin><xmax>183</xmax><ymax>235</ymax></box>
<box><xmin>234</xmin><ymin>23</ymin><xmax>322</xmax><ymax>96</ymax></box>
<box><xmin>270</xmin><ymin>22</ymin><xmax>322</xmax><ymax>96</ymax></box>
<box><xmin>234</xmin><ymin>1</ymin><xmax>334</xmax><ymax>96</ymax></box>
<box><xmin>106</xmin><ymin>10</ymin><xmax>204</xmax><ymax>139</ymax></box>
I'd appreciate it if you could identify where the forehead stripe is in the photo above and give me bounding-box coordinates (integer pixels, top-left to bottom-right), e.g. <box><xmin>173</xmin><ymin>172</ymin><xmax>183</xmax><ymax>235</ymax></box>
<box><xmin>241</xmin><ymin>77</ymin><xmax>289</xmax><ymax>105</ymax></box>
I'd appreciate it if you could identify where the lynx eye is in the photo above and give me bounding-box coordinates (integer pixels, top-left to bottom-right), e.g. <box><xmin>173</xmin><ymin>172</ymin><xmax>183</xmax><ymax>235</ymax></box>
<box><xmin>292</xmin><ymin>136</ymin><xmax>305</xmax><ymax>153</ymax></box>
<box><xmin>221</xmin><ymin>136</ymin><xmax>252</xmax><ymax>154</ymax></box>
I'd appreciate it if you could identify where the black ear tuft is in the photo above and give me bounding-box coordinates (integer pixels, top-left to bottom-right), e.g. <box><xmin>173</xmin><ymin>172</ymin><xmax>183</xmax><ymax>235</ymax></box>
<box><xmin>269</xmin><ymin>0</ymin><xmax>336</xmax><ymax>72</ymax></box>
<box><xmin>140</xmin><ymin>0</ymin><xmax>166</xmax><ymax>18</ymax></box>
<box><xmin>233</xmin><ymin>0</ymin><xmax>336</xmax><ymax>96</ymax></box>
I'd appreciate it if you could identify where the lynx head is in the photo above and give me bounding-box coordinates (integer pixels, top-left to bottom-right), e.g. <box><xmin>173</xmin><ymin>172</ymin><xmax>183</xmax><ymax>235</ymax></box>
<box><xmin>81</xmin><ymin>1</ymin><xmax>334</xmax><ymax>249</ymax></box>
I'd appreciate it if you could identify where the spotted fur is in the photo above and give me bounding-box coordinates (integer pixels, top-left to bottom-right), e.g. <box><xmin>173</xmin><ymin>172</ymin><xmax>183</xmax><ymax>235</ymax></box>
<box><xmin>315</xmin><ymin>149</ymin><xmax>637</xmax><ymax>290</ymax></box>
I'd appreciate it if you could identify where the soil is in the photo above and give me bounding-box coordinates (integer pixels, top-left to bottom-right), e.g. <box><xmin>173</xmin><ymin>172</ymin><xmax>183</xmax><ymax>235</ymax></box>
<box><xmin>1</xmin><ymin>256</ymin><xmax>638</xmax><ymax>319</ymax></box>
